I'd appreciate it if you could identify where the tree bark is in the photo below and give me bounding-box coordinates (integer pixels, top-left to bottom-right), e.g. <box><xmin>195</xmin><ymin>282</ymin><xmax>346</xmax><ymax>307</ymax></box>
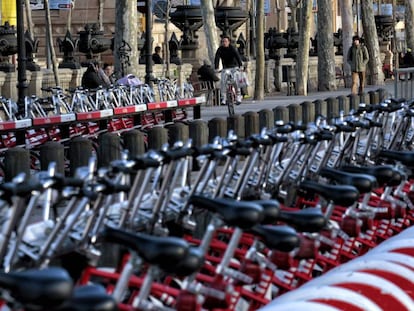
<box><xmin>288</xmin><ymin>2</ymin><xmax>298</xmax><ymax>32</ymax></box>
<box><xmin>317</xmin><ymin>0</ymin><xmax>336</xmax><ymax>91</ymax></box>
<box><xmin>200</xmin><ymin>0</ymin><xmax>219</xmax><ymax>63</ymax></box>
<box><xmin>406</xmin><ymin>0</ymin><xmax>414</xmax><ymax>51</ymax></box>
<box><xmin>114</xmin><ymin>0</ymin><xmax>139</xmax><ymax>76</ymax></box>
<box><xmin>66</xmin><ymin>0</ymin><xmax>73</xmax><ymax>31</ymax></box>
<box><xmin>98</xmin><ymin>0</ymin><xmax>105</xmax><ymax>31</ymax></box>
<box><xmin>24</xmin><ymin>0</ymin><xmax>35</xmax><ymax>40</ymax></box>
<box><xmin>164</xmin><ymin>5</ymin><xmax>171</xmax><ymax>78</ymax></box>
<box><xmin>296</xmin><ymin>0</ymin><xmax>312</xmax><ymax>95</ymax></box>
<box><xmin>44</xmin><ymin>0</ymin><xmax>60</xmax><ymax>86</ymax></box>
<box><xmin>254</xmin><ymin>0</ymin><xmax>264</xmax><ymax>100</ymax></box>
<box><xmin>340</xmin><ymin>0</ymin><xmax>353</xmax><ymax>85</ymax></box>
<box><xmin>361</xmin><ymin>0</ymin><xmax>385</xmax><ymax>85</ymax></box>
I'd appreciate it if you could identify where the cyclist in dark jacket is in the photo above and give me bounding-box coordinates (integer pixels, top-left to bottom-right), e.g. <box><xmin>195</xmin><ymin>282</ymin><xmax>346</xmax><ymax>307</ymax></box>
<box><xmin>214</xmin><ymin>35</ymin><xmax>244</xmax><ymax>105</ymax></box>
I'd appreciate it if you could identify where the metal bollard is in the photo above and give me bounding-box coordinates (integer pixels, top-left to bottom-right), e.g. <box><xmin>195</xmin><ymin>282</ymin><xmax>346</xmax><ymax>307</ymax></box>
<box><xmin>189</xmin><ymin>120</ymin><xmax>209</xmax><ymax>148</ymax></box>
<box><xmin>314</xmin><ymin>99</ymin><xmax>328</xmax><ymax>119</ymax></box>
<box><xmin>166</xmin><ymin>122</ymin><xmax>189</xmax><ymax>146</ymax></box>
<box><xmin>243</xmin><ymin>111</ymin><xmax>260</xmax><ymax>137</ymax></box>
<box><xmin>273</xmin><ymin>106</ymin><xmax>289</xmax><ymax>123</ymax></box>
<box><xmin>369</xmin><ymin>90</ymin><xmax>380</xmax><ymax>105</ymax></box>
<box><xmin>258</xmin><ymin>109</ymin><xmax>275</xmax><ymax>130</ymax></box>
<box><xmin>122</xmin><ymin>130</ymin><xmax>146</xmax><ymax>157</ymax></box>
<box><xmin>97</xmin><ymin>132</ymin><xmax>122</xmax><ymax>168</ymax></box>
<box><xmin>68</xmin><ymin>137</ymin><xmax>94</xmax><ymax>176</ymax></box>
<box><xmin>147</xmin><ymin>126</ymin><xmax>168</xmax><ymax>150</ymax></box>
<box><xmin>3</xmin><ymin>147</ymin><xmax>30</xmax><ymax>182</ymax></box>
<box><xmin>208</xmin><ymin>117</ymin><xmax>227</xmax><ymax>142</ymax></box>
<box><xmin>40</xmin><ymin>141</ymin><xmax>65</xmax><ymax>175</ymax></box>
<box><xmin>288</xmin><ymin>103</ymin><xmax>302</xmax><ymax>123</ymax></box>
<box><xmin>326</xmin><ymin>97</ymin><xmax>340</xmax><ymax>119</ymax></box>
<box><xmin>377</xmin><ymin>88</ymin><xmax>389</xmax><ymax>103</ymax></box>
<box><xmin>227</xmin><ymin>114</ymin><xmax>245</xmax><ymax>140</ymax></box>
<box><xmin>301</xmin><ymin>101</ymin><xmax>315</xmax><ymax>123</ymax></box>
<box><xmin>337</xmin><ymin>95</ymin><xmax>351</xmax><ymax>115</ymax></box>
<box><xmin>348</xmin><ymin>94</ymin><xmax>360</xmax><ymax>111</ymax></box>
<box><xmin>359</xmin><ymin>91</ymin><xmax>370</xmax><ymax>105</ymax></box>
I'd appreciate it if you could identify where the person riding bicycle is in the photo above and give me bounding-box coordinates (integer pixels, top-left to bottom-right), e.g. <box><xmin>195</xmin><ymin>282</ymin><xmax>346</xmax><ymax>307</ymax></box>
<box><xmin>214</xmin><ymin>35</ymin><xmax>244</xmax><ymax>105</ymax></box>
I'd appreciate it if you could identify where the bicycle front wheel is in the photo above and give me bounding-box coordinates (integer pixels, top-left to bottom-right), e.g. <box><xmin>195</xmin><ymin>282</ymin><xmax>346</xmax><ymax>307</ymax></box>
<box><xmin>227</xmin><ymin>86</ymin><xmax>236</xmax><ymax>117</ymax></box>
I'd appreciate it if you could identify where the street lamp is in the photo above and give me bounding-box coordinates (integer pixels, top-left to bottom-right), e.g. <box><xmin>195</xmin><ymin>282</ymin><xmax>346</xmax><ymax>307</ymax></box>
<box><xmin>16</xmin><ymin>0</ymin><xmax>27</xmax><ymax>115</ymax></box>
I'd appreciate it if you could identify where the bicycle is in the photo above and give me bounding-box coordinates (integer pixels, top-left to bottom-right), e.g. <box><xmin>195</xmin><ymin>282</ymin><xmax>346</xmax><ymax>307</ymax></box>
<box><xmin>220</xmin><ymin>68</ymin><xmax>242</xmax><ymax>117</ymax></box>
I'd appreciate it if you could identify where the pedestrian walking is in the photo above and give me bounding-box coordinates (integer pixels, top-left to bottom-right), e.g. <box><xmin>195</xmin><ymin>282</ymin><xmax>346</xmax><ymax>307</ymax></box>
<box><xmin>347</xmin><ymin>35</ymin><xmax>370</xmax><ymax>95</ymax></box>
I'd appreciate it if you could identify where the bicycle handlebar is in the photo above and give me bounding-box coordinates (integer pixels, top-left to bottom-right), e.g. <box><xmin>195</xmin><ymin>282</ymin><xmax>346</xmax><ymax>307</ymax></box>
<box><xmin>41</xmin><ymin>86</ymin><xmax>63</xmax><ymax>93</ymax></box>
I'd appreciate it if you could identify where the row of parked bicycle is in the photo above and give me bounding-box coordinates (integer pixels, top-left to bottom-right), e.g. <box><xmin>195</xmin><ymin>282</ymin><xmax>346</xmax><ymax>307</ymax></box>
<box><xmin>0</xmin><ymin>77</ymin><xmax>195</xmax><ymax>122</ymax></box>
<box><xmin>0</xmin><ymin>96</ymin><xmax>414</xmax><ymax>310</ymax></box>
<box><xmin>0</xmin><ymin>79</ymin><xmax>202</xmax><ymax>152</ymax></box>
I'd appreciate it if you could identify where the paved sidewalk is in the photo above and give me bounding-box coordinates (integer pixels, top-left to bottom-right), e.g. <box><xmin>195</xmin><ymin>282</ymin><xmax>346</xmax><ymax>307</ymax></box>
<box><xmin>193</xmin><ymin>81</ymin><xmax>395</xmax><ymax>121</ymax></box>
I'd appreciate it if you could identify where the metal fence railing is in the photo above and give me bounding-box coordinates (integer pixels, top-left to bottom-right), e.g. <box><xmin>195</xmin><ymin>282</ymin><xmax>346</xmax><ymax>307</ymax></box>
<box><xmin>394</xmin><ymin>67</ymin><xmax>414</xmax><ymax>99</ymax></box>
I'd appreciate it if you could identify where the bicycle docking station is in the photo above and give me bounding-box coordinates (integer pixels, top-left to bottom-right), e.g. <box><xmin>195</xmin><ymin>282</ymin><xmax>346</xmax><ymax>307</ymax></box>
<box><xmin>0</xmin><ymin>95</ymin><xmax>205</xmax><ymax>146</ymax></box>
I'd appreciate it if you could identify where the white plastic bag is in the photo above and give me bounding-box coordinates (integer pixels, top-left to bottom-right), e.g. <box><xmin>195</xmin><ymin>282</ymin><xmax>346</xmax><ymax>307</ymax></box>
<box><xmin>236</xmin><ymin>71</ymin><xmax>249</xmax><ymax>88</ymax></box>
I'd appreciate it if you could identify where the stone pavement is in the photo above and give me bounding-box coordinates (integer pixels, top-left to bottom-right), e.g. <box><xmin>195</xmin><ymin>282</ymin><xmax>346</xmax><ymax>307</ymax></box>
<box><xmin>192</xmin><ymin>80</ymin><xmax>396</xmax><ymax>121</ymax></box>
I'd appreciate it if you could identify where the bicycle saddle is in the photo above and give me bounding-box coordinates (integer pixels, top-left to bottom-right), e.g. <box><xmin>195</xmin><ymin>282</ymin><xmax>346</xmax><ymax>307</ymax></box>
<box><xmin>58</xmin><ymin>285</ymin><xmax>117</xmax><ymax>311</ymax></box>
<box><xmin>248</xmin><ymin>134</ymin><xmax>274</xmax><ymax>147</ymax></box>
<box><xmin>299</xmin><ymin>180</ymin><xmax>360</xmax><ymax>207</ymax></box>
<box><xmin>319</xmin><ymin>167</ymin><xmax>378</xmax><ymax>194</ymax></box>
<box><xmin>250</xmin><ymin>199</ymin><xmax>280</xmax><ymax>224</ymax></box>
<box><xmin>379</xmin><ymin>149</ymin><xmax>414</xmax><ymax>167</ymax></box>
<box><xmin>168</xmin><ymin>246</ymin><xmax>205</xmax><ymax>277</ymax></box>
<box><xmin>267</xmin><ymin>133</ymin><xmax>289</xmax><ymax>143</ymax></box>
<box><xmin>0</xmin><ymin>267</ymin><xmax>73</xmax><ymax>309</ymax></box>
<box><xmin>340</xmin><ymin>165</ymin><xmax>400</xmax><ymax>187</ymax></box>
<box><xmin>226</xmin><ymin>145</ymin><xmax>253</xmax><ymax>157</ymax></box>
<box><xmin>193</xmin><ymin>144</ymin><xmax>221</xmax><ymax>157</ymax></box>
<box><xmin>250</xmin><ymin>225</ymin><xmax>300</xmax><ymax>252</ymax></box>
<box><xmin>162</xmin><ymin>146</ymin><xmax>194</xmax><ymax>162</ymax></box>
<box><xmin>188</xmin><ymin>195</ymin><xmax>264</xmax><ymax>229</ymax></box>
<box><xmin>0</xmin><ymin>180</ymin><xmax>43</xmax><ymax>199</ymax></box>
<box><xmin>277</xmin><ymin>207</ymin><xmax>327</xmax><ymax>233</ymax></box>
<box><xmin>132</xmin><ymin>155</ymin><xmax>162</xmax><ymax>169</ymax></box>
<box><xmin>52</xmin><ymin>174</ymin><xmax>85</xmax><ymax>189</ymax></box>
<box><xmin>390</xmin><ymin>97</ymin><xmax>407</xmax><ymax>104</ymax></box>
<box><xmin>109</xmin><ymin>159</ymin><xmax>138</xmax><ymax>174</ymax></box>
<box><xmin>101</xmin><ymin>226</ymin><xmax>189</xmax><ymax>268</ymax></box>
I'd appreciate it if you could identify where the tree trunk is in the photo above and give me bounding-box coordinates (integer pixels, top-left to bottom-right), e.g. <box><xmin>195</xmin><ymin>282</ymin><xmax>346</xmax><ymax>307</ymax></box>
<box><xmin>164</xmin><ymin>8</ymin><xmax>170</xmax><ymax>78</ymax></box>
<box><xmin>24</xmin><ymin>0</ymin><xmax>34</xmax><ymax>40</ymax></box>
<box><xmin>200</xmin><ymin>0</ymin><xmax>219</xmax><ymax>63</ymax></box>
<box><xmin>44</xmin><ymin>0</ymin><xmax>60</xmax><ymax>86</ymax></box>
<box><xmin>317</xmin><ymin>0</ymin><xmax>336</xmax><ymax>91</ymax></box>
<box><xmin>340</xmin><ymin>0</ymin><xmax>353</xmax><ymax>86</ymax></box>
<box><xmin>114</xmin><ymin>0</ymin><xmax>139</xmax><ymax>76</ymax></box>
<box><xmin>296</xmin><ymin>0</ymin><xmax>312</xmax><ymax>95</ymax></box>
<box><xmin>406</xmin><ymin>0</ymin><xmax>414</xmax><ymax>51</ymax></box>
<box><xmin>98</xmin><ymin>0</ymin><xmax>105</xmax><ymax>31</ymax></box>
<box><xmin>288</xmin><ymin>0</ymin><xmax>301</xmax><ymax>33</ymax></box>
<box><xmin>254</xmin><ymin>0</ymin><xmax>264</xmax><ymax>100</ymax></box>
<box><xmin>66</xmin><ymin>0</ymin><xmax>73</xmax><ymax>31</ymax></box>
<box><xmin>361</xmin><ymin>0</ymin><xmax>385</xmax><ymax>85</ymax></box>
